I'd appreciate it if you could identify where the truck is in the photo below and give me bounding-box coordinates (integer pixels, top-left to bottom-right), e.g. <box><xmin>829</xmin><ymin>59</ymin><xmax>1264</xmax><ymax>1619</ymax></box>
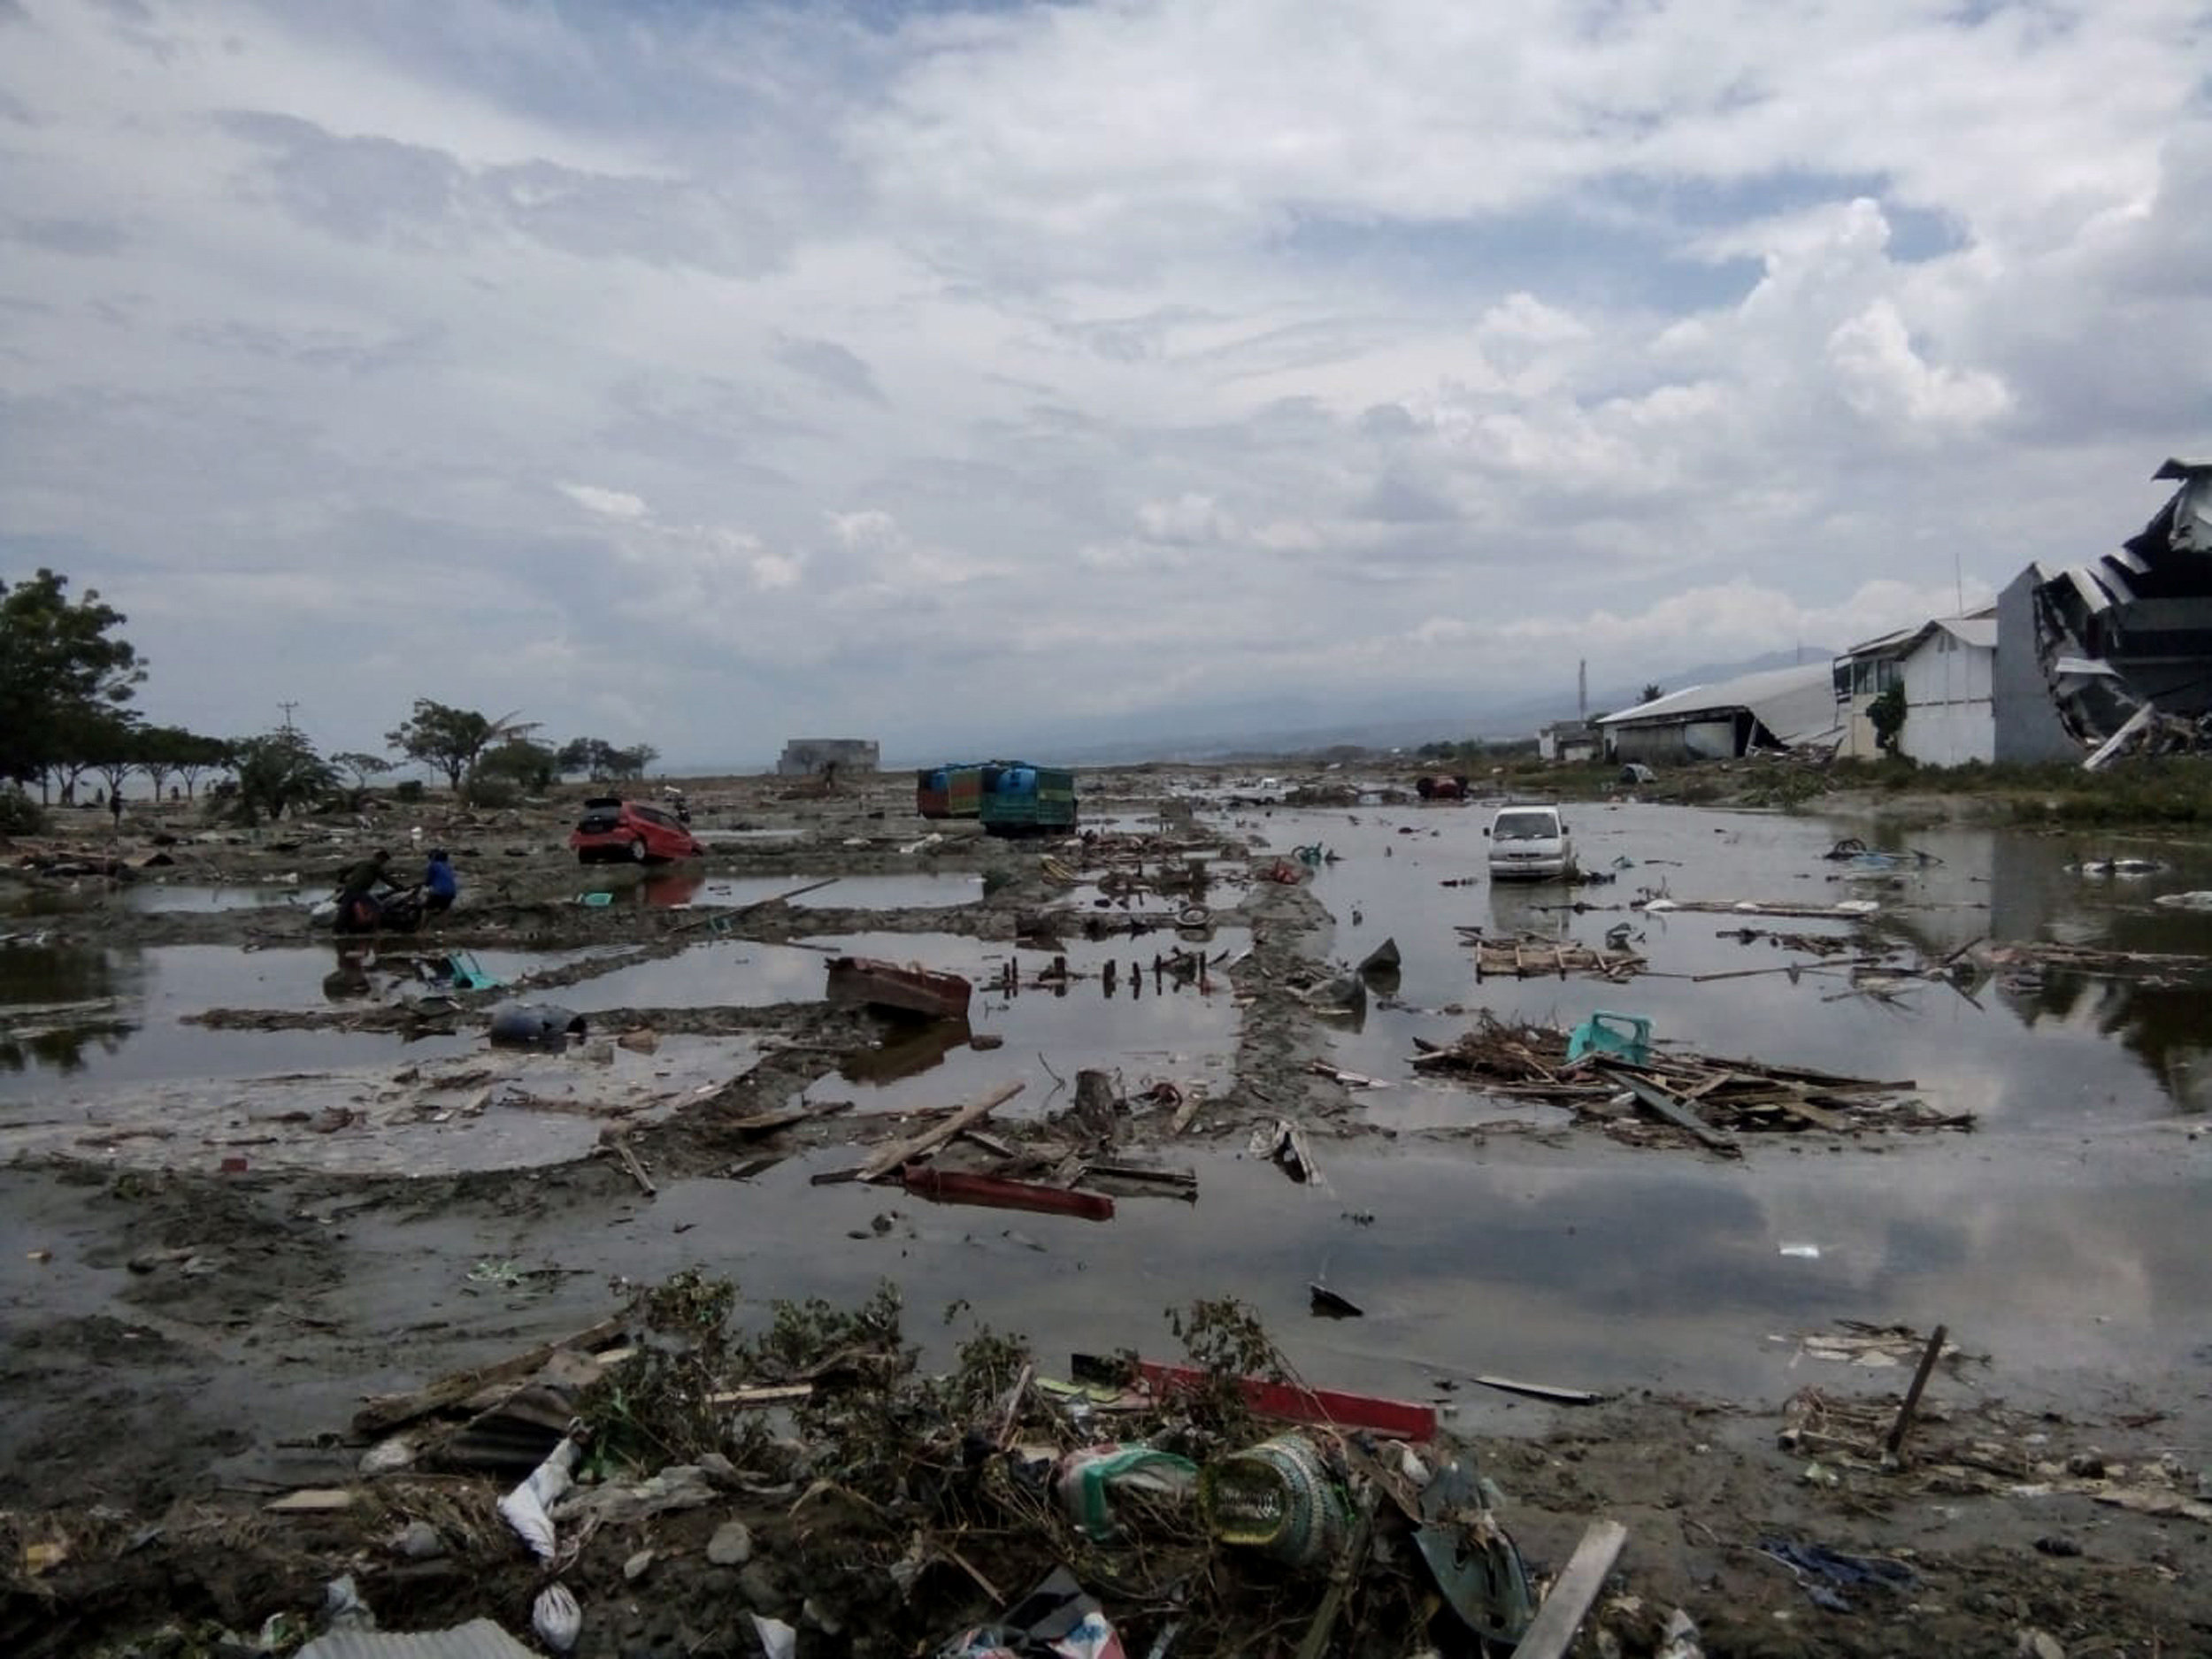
<box><xmin>977</xmin><ymin>763</ymin><xmax>1078</xmax><ymax>836</ymax></box>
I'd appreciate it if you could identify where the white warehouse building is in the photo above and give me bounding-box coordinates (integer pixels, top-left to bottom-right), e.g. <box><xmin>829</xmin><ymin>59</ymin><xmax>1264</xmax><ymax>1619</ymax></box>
<box><xmin>1893</xmin><ymin>614</ymin><xmax>1997</xmax><ymax>766</ymax></box>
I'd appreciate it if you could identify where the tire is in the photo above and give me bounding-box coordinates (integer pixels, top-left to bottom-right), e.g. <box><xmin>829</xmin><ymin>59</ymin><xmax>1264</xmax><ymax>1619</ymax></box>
<box><xmin>628</xmin><ymin>837</ymin><xmax>647</xmax><ymax>863</ymax></box>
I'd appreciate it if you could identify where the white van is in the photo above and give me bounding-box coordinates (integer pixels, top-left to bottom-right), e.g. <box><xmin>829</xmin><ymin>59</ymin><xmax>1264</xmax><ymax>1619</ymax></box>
<box><xmin>1486</xmin><ymin>803</ymin><xmax>1573</xmax><ymax>881</ymax></box>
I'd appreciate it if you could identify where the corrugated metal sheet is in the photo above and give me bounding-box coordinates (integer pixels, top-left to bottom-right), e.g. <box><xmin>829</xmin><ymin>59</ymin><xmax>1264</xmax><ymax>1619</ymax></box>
<box><xmin>296</xmin><ymin>1619</ymin><xmax>536</xmax><ymax>1659</ymax></box>
<box><xmin>1597</xmin><ymin>664</ymin><xmax>1837</xmax><ymax>746</ymax></box>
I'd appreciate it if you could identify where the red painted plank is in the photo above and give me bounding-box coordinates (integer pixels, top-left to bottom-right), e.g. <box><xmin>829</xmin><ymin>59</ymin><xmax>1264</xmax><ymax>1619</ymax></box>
<box><xmin>900</xmin><ymin>1164</ymin><xmax>1116</xmax><ymax>1221</ymax></box>
<box><xmin>1130</xmin><ymin>1358</ymin><xmax>1435</xmax><ymax>1440</ymax></box>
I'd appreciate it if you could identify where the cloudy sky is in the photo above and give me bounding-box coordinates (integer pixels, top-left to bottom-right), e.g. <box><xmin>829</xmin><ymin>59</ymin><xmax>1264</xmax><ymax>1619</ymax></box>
<box><xmin>3</xmin><ymin>0</ymin><xmax>2207</xmax><ymax>764</ymax></box>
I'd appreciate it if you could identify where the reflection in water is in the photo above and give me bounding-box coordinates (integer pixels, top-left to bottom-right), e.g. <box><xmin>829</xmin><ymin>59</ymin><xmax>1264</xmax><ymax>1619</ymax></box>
<box><xmin>1273</xmin><ymin>803</ymin><xmax>2212</xmax><ymax>1118</ymax></box>
<box><xmin>0</xmin><ymin>939</ymin><xmax>145</xmax><ymax>1077</ymax></box>
<box><xmin>841</xmin><ymin>1016</ymin><xmax>975</xmax><ymax>1085</ymax></box>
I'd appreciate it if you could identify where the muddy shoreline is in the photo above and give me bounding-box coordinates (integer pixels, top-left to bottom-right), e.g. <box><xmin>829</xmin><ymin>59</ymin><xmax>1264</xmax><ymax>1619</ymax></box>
<box><xmin>4</xmin><ymin>768</ymin><xmax>2208</xmax><ymax>1655</ymax></box>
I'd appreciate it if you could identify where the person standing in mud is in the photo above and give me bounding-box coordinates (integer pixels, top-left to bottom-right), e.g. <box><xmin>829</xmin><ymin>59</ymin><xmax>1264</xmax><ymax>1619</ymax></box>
<box><xmin>420</xmin><ymin>849</ymin><xmax>458</xmax><ymax>915</ymax></box>
<box><xmin>334</xmin><ymin>849</ymin><xmax>399</xmax><ymax>934</ymax></box>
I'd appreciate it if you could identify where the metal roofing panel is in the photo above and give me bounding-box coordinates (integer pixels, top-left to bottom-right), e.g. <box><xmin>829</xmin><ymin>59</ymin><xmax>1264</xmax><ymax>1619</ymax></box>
<box><xmin>296</xmin><ymin>1620</ymin><xmax>537</xmax><ymax>1659</ymax></box>
<box><xmin>1933</xmin><ymin>617</ymin><xmax>1996</xmax><ymax>650</ymax></box>
<box><xmin>1596</xmin><ymin>663</ymin><xmax>1834</xmax><ymax>742</ymax></box>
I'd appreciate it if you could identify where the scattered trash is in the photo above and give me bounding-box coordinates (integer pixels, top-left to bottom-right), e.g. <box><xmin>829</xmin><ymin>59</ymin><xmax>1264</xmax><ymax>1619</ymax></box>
<box><xmin>1200</xmin><ymin>1432</ymin><xmax>1349</xmax><ymax>1564</ymax></box>
<box><xmin>1308</xmin><ymin>1283</ymin><xmax>1363</xmax><ymax>1318</ymax></box>
<box><xmin>1250</xmin><ymin>1118</ymin><xmax>1325</xmax><ymax>1187</ymax></box>
<box><xmin>1755</xmin><ymin>1538</ymin><xmax>1915</xmax><ymax>1611</ymax></box>
<box><xmin>527</xmin><ymin>1585</ymin><xmax>580</xmax><ymax>1653</ymax></box>
<box><xmin>1413</xmin><ymin>1456</ymin><xmax>1534</xmax><ymax>1643</ymax></box>
<box><xmin>1056</xmin><ymin>1444</ymin><xmax>1199</xmax><ymax>1541</ymax></box>
<box><xmin>937</xmin><ymin>1567</ymin><xmax>1124</xmax><ymax>1659</ymax></box>
<box><xmin>296</xmin><ymin>1620</ymin><xmax>537</xmax><ymax>1659</ymax></box>
<box><xmin>487</xmin><ymin>1003</ymin><xmax>586</xmax><ymax>1051</ymax></box>
<box><xmin>497</xmin><ymin>1437</ymin><xmax>577</xmax><ymax>1561</ymax></box>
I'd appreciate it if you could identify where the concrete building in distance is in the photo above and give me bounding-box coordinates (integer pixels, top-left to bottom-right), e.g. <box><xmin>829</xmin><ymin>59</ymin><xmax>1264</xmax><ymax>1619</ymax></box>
<box><xmin>1595</xmin><ymin>664</ymin><xmax>1840</xmax><ymax>764</ymax></box>
<box><xmin>776</xmin><ymin>738</ymin><xmax>880</xmax><ymax>778</ymax></box>
<box><xmin>1536</xmin><ymin>719</ymin><xmax>1599</xmax><ymax>764</ymax></box>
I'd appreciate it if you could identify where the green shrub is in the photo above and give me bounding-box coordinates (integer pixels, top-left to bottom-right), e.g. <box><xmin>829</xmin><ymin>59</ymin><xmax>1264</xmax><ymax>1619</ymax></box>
<box><xmin>0</xmin><ymin>789</ymin><xmax>47</xmax><ymax>835</ymax></box>
<box><xmin>394</xmin><ymin>779</ymin><xmax>425</xmax><ymax>803</ymax></box>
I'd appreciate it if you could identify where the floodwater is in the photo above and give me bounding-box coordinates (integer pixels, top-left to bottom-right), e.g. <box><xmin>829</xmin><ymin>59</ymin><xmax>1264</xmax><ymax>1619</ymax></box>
<box><xmin>1240</xmin><ymin>802</ymin><xmax>2212</xmax><ymax>1124</ymax></box>
<box><xmin>7</xmin><ymin>799</ymin><xmax>2212</xmax><ymax>1428</ymax></box>
<box><xmin>801</xmin><ymin>927</ymin><xmax>1248</xmax><ymax>1118</ymax></box>
<box><xmin>595</xmin><ymin>871</ymin><xmax>986</xmax><ymax>910</ymax></box>
<box><xmin>0</xmin><ymin>942</ymin><xmax>477</xmax><ymax>1097</ymax></box>
<box><xmin>123</xmin><ymin>883</ymin><xmax>313</xmax><ymax>914</ymax></box>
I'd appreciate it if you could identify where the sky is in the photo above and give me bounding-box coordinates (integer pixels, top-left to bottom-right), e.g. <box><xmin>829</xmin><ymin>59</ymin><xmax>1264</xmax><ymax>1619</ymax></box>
<box><xmin>2</xmin><ymin>0</ymin><xmax>2208</xmax><ymax>766</ymax></box>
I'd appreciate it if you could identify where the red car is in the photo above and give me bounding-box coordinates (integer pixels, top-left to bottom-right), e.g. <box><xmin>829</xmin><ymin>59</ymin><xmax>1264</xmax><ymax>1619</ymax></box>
<box><xmin>569</xmin><ymin>796</ymin><xmax>703</xmax><ymax>864</ymax></box>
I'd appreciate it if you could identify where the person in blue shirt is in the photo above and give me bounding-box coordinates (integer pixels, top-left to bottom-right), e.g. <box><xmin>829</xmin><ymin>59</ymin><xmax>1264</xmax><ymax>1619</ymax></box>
<box><xmin>421</xmin><ymin>849</ymin><xmax>459</xmax><ymax>914</ymax></box>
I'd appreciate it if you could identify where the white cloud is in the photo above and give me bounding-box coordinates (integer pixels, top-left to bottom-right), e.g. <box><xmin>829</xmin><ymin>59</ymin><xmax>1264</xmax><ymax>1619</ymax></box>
<box><xmin>0</xmin><ymin>0</ymin><xmax>2205</xmax><ymax>759</ymax></box>
<box><xmin>561</xmin><ymin>483</ymin><xmax>649</xmax><ymax>520</ymax></box>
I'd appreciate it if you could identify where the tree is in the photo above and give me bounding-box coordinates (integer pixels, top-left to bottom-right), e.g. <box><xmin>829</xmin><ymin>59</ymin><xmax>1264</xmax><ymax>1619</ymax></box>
<box><xmin>332</xmin><ymin>751</ymin><xmax>395</xmax><ymax>791</ymax></box>
<box><xmin>167</xmin><ymin>732</ymin><xmax>232</xmax><ymax>799</ymax></box>
<box><xmin>227</xmin><ymin>729</ymin><xmax>337</xmax><ymax>825</ymax></box>
<box><xmin>387</xmin><ymin>701</ymin><xmax>537</xmax><ymax>795</ymax></box>
<box><xmin>0</xmin><ymin>569</ymin><xmax>145</xmax><ymax>792</ymax></box>
<box><xmin>1870</xmin><ymin>682</ymin><xmax>1909</xmax><ymax>755</ymax></box>
<box><xmin>556</xmin><ymin>737</ymin><xmax>604</xmax><ymax>778</ymax></box>
<box><xmin>134</xmin><ymin>725</ymin><xmax>216</xmax><ymax>802</ymax></box>
<box><xmin>1640</xmin><ymin>682</ymin><xmax>1664</xmax><ymax>704</ymax></box>
<box><xmin>558</xmin><ymin>737</ymin><xmax>657</xmax><ymax>781</ymax></box>
<box><xmin>81</xmin><ymin>710</ymin><xmax>144</xmax><ymax>804</ymax></box>
<box><xmin>477</xmin><ymin>736</ymin><xmax>557</xmax><ymax>793</ymax></box>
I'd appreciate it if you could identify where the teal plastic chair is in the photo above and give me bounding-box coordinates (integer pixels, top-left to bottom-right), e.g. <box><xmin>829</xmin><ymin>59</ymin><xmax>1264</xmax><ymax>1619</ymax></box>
<box><xmin>1566</xmin><ymin>1011</ymin><xmax>1652</xmax><ymax>1066</ymax></box>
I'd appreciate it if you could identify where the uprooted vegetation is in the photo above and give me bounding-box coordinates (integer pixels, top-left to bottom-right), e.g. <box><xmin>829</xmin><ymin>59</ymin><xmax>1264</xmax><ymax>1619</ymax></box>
<box><xmin>1</xmin><ymin>1279</ymin><xmax>1551</xmax><ymax>1659</ymax></box>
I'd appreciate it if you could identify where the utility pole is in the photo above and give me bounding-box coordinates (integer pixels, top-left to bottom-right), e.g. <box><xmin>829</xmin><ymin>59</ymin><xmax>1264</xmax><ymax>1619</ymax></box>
<box><xmin>1578</xmin><ymin>658</ymin><xmax>1587</xmax><ymax>720</ymax></box>
<box><xmin>278</xmin><ymin>700</ymin><xmax>301</xmax><ymax>733</ymax></box>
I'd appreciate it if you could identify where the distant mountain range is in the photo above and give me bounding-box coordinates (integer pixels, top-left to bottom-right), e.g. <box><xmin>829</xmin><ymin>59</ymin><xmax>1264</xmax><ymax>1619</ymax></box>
<box><xmin>917</xmin><ymin>647</ymin><xmax>1834</xmax><ymax>766</ymax></box>
<box><xmin>675</xmin><ymin>647</ymin><xmax>1834</xmax><ymax>773</ymax></box>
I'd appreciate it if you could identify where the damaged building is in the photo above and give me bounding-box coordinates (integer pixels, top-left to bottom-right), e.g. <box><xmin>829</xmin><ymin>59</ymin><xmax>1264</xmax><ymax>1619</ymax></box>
<box><xmin>775</xmin><ymin>738</ymin><xmax>880</xmax><ymax>778</ymax></box>
<box><xmin>1596</xmin><ymin>664</ymin><xmax>1841</xmax><ymax>765</ymax></box>
<box><xmin>1997</xmin><ymin>459</ymin><xmax>2212</xmax><ymax>764</ymax></box>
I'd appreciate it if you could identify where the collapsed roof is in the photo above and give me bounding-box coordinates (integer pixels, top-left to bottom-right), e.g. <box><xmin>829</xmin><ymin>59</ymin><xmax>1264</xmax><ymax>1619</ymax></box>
<box><xmin>1597</xmin><ymin>663</ymin><xmax>1840</xmax><ymax>754</ymax></box>
<box><xmin>2033</xmin><ymin>459</ymin><xmax>2212</xmax><ymax>746</ymax></box>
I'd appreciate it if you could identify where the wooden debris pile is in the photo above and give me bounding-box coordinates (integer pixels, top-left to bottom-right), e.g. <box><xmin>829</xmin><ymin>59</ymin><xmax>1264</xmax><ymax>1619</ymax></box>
<box><xmin>1453</xmin><ymin>927</ymin><xmax>1646</xmax><ymax>981</ymax></box>
<box><xmin>1409</xmin><ymin>1013</ymin><xmax>1970</xmax><ymax>1151</ymax></box>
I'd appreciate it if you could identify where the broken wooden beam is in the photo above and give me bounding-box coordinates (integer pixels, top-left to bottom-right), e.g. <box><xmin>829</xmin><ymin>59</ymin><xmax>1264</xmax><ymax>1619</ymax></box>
<box><xmin>1601</xmin><ymin>1068</ymin><xmax>1740</xmax><ymax>1156</ymax></box>
<box><xmin>1884</xmin><ymin>1322</ymin><xmax>1948</xmax><ymax>1463</ymax></box>
<box><xmin>859</xmin><ymin>1081</ymin><xmax>1024</xmax><ymax>1181</ymax></box>
<box><xmin>1510</xmin><ymin>1518</ymin><xmax>1629</xmax><ymax>1659</ymax></box>
<box><xmin>352</xmin><ymin>1314</ymin><xmax>626</xmax><ymax>1436</ymax></box>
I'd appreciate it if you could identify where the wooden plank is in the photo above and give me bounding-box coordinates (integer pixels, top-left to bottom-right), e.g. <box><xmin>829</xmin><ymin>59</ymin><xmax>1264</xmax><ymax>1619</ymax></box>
<box><xmin>1884</xmin><ymin>1322</ymin><xmax>1947</xmax><ymax>1462</ymax></box>
<box><xmin>1473</xmin><ymin>1374</ymin><xmax>1605</xmax><ymax>1406</ymax></box>
<box><xmin>858</xmin><ymin>1081</ymin><xmax>1024</xmax><ymax>1181</ymax></box>
<box><xmin>1604</xmin><ymin>1069</ymin><xmax>1740</xmax><ymax>1156</ymax></box>
<box><xmin>705</xmin><ymin>1383</ymin><xmax>814</xmax><ymax>1409</ymax></box>
<box><xmin>351</xmin><ymin>1314</ymin><xmax>624</xmax><ymax>1435</ymax></box>
<box><xmin>1510</xmin><ymin>1518</ymin><xmax>1629</xmax><ymax>1659</ymax></box>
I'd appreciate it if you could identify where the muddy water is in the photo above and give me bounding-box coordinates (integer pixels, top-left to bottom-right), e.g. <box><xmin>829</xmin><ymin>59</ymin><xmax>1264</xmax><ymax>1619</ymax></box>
<box><xmin>123</xmin><ymin>883</ymin><xmax>314</xmax><ymax>913</ymax></box>
<box><xmin>0</xmin><ymin>943</ymin><xmax>477</xmax><ymax>1097</ymax></box>
<box><xmin>802</xmin><ymin>928</ymin><xmax>1246</xmax><ymax>1118</ymax></box>
<box><xmin>591</xmin><ymin>871</ymin><xmax>986</xmax><ymax>910</ymax></box>
<box><xmin>1243</xmin><ymin>803</ymin><xmax>2212</xmax><ymax>1123</ymax></box>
